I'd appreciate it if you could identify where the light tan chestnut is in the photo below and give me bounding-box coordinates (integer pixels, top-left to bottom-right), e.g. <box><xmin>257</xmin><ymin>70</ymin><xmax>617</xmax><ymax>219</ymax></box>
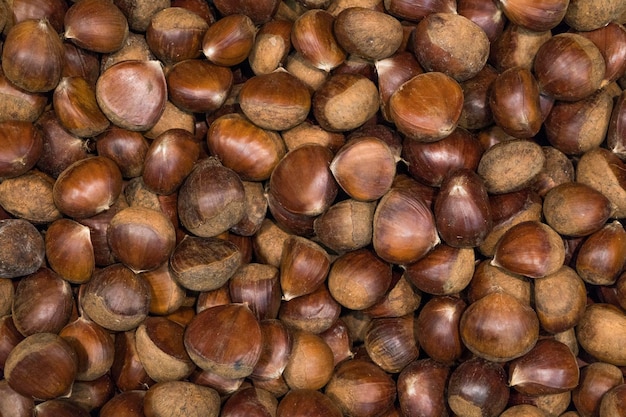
<box><xmin>577</xmin><ymin>303</ymin><xmax>626</xmax><ymax>366</ymax></box>
<box><xmin>534</xmin><ymin>266</ymin><xmax>587</xmax><ymax>334</ymax></box>
<box><xmin>389</xmin><ymin>72</ymin><xmax>464</xmax><ymax>142</ymax></box>
<box><xmin>313</xmin><ymin>73</ymin><xmax>379</xmax><ymax>132</ymax></box>
<box><xmin>478</xmin><ymin>139</ymin><xmax>546</xmax><ymax>194</ymax></box>
<box><xmin>238</xmin><ymin>70</ymin><xmax>311</xmax><ymax>131</ymax></box>
<box><xmin>543</xmin><ymin>182</ymin><xmax>613</xmax><ymax>237</ymax></box>
<box><xmin>333</xmin><ymin>7</ymin><xmax>403</xmax><ymax>60</ymax></box>
<box><xmin>412</xmin><ymin>12</ymin><xmax>490</xmax><ymax>82</ymax></box>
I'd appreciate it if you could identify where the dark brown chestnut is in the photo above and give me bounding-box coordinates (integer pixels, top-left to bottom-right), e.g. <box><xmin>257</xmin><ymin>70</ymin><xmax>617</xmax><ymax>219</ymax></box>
<box><xmin>230</xmin><ymin>262</ymin><xmax>281</xmax><ymax>321</ymax></box>
<box><xmin>1</xmin><ymin>19</ymin><xmax>64</xmax><ymax>93</ymax></box>
<box><xmin>573</xmin><ymin>362</ymin><xmax>624</xmax><ymax>417</ymax></box>
<box><xmin>142</xmin><ymin>128</ymin><xmax>200</xmax><ymax>196</ymax></box>
<box><xmin>146</xmin><ymin>7</ymin><xmax>208</xmax><ymax>64</ymax></box>
<box><xmin>576</xmin><ymin>220</ymin><xmax>626</xmax><ymax>286</ymax></box>
<box><xmin>184</xmin><ymin>303</ymin><xmax>262</xmax><ymax>379</ymax></box>
<box><xmin>80</xmin><ymin>263</ymin><xmax>151</xmax><ymax>332</ymax></box>
<box><xmin>53</xmin><ymin>76</ymin><xmax>110</xmax><ymax>138</ymax></box>
<box><xmin>202</xmin><ymin>14</ymin><xmax>256</xmax><ymax>67</ymax></box>
<box><xmin>177</xmin><ymin>158</ymin><xmax>246</xmax><ymax>238</ymax></box>
<box><xmin>508</xmin><ymin>338</ymin><xmax>580</xmax><ymax>395</ymax></box>
<box><xmin>364</xmin><ymin>314</ymin><xmax>419</xmax><ymax>373</ymax></box>
<box><xmin>12</xmin><ymin>267</ymin><xmax>73</xmax><ymax>336</ymax></box>
<box><xmin>4</xmin><ymin>332</ymin><xmax>78</xmax><ymax>400</ymax></box>
<box><xmin>64</xmin><ymin>0</ymin><xmax>129</xmax><ymax>53</ymax></box>
<box><xmin>415</xmin><ymin>295</ymin><xmax>466</xmax><ymax>364</ymax></box>
<box><xmin>0</xmin><ymin>120</ymin><xmax>43</xmax><ymax>180</ymax></box>
<box><xmin>397</xmin><ymin>358</ymin><xmax>450</xmax><ymax>417</ymax></box>
<box><xmin>447</xmin><ymin>357</ymin><xmax>510</xmax><ymax>417</ymax></box>
<box><xmin>326</xmin><ymin>358</ymin><xmax>397</xmax><ymax>417</ymax></box>
<box><xmin>280</xmin><ymin>235</ymin><xmax>331</xmax><ymax>301</ymax></box>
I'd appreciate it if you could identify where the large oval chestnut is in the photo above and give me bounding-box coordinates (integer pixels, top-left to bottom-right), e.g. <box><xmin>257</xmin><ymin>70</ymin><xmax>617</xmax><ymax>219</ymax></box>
<box><xmin>53</xmin><ymin>156</ymin><xmax>123</xmax><ymax>219</ymax></box>
<box><xmin>184</xmin><ymin>303</ymin><xmax>262</xmax><ymax>379</ymax></box>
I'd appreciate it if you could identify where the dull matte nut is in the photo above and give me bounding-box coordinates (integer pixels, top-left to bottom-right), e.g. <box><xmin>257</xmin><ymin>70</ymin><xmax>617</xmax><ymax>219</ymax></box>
<box><xmin>477</xmin><ymin>139</ymin><xmax>546</xmax><ymax>194</ymax></box>
<box><xmin>0</xmin><ymin>218</ymin><xmax>45</xmax><ymax>278</ymax></box>
<box><xmin>412</xmin><ymin>12</ymin><xmax>490</xmax><ymax>82</ymax></box>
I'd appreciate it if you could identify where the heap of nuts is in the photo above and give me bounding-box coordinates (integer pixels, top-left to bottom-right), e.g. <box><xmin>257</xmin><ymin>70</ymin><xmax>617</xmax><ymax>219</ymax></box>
<box><xmin>1</xmin><ymin>0</ymin><xmax>626</xmax><ymax>416</ymax></box>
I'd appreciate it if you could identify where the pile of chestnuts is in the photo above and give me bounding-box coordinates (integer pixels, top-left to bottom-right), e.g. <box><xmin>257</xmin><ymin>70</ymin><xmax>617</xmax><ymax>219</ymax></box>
<box><xmin>0</xmin><ymin>0</ymin><xmax>626</xmax><ymax>416</ymax></box>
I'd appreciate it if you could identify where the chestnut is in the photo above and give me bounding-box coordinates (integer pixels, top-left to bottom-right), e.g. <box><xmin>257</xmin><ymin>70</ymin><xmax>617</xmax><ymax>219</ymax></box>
<box><xmin>64</xmin><ymin>0</ymin><xmax>129</xmax><ymax>53</ymax></box>
<box><xmin>375</xmin><ymin>51</ymin><xmax>424</xmax><ymax>122</ymax></box>
<box><xmin>576</xmin><ymin>221</ymin><xmax>626</xmax><ymax>286</ymax></box>
<box><xmin>372</xmin><ymin>178</ymin><xmax>439</xmax><ymax>265</ymax></box>
<box><xmin>248</xmin><ymin>19</ymin><xmax>292</xmax><ymax>75</ymax></box>
<box><xmin>202</xmin><ymin>13</ymin><xmax>256</xmax><ymax>67</ymax></box>
<box><xmin>499</xmin><ymin>0</ymin><xmax>568</xmax><ymax>31</ymax></box>
<box><xmin>207</xmin><ymin>113</ymin><xmax>286</xmax><ymax>182</ymax></box>
<box><xmin>533</xmin><ymin>33</ymin><xmax>606</xmax><ymax>101</ymax></box>
<box><xmin>283</xmin><ymin>329</ymin><xmax>335</xmax><ymax>390</ymax></box>
<box><xmin>402</xmin><ymin>127</ymin><xmax>482</xmax><ymax>187</ymax></box>
<box><xmin>135</xmin><ymin>316</ymin><xmax>195</xmax><ymax>382</ymax></box>
<box><xmin>364</xmin><ymin>314</ymin><xmax>419</xmax><ymax>373</ymax></box>
<box><xmin>0</xmin><ymin>66</ymin><xmax>48</xmax><ymax>123</ymax></box>
<box><xmin>99</xmin><ymin>390</ymin><xmax>146</xmax><ymax>417</ymax></box>
<box><xmin>564</xmin><ymin>0</ymin><xmax>626</xmax><ymax>31</ymax></box>
<box><xmin>177</xmin><ymin>158</ymin><xmax>246</xmax><ymax>238</ymax></box>
<box><xmin>543</xmin><ymin>182</ymin><xmax>613</xmax><ymax>237</ymax></box>
<box><xmin>230</xmin><ymin>262</ymin><xmax>281</xmax><ymax>321</ymax></box>
<box><xmin>0</xmin><ymin>379</ymin><xmax>34</xmax><ymax>417</ymax></box>
<box><xmin>328</xmin><ymin>248</ymin><xmax>392</xmax><ymax>310</ymax></box>
<box><xmin>107</xmin><ymin>206</ymin><xmax>177</xmax><ymax>273</ymax></box>
<box><xmin>492</xmin><ymin>220</ymin><xmax>565</xmax><ymax>279</ymax></box>
<box><xmin>333</xmin><ymin>7</ymin><xmax>403</xmax><ymax>60</ymax></box>
<box><xmin>577</xmin><ymin>303</ymin><xmax>626</xmax><ymax>366</ymax></box>
<box><xmin>251</xmin><ymin>319</ymin><xmax>292</xmax><ymax>381</ymax></box>
<box><xmin>291</xmin><ymin>9</ymin><xmax>346</xmax><ymax>72</ymax></box>
<box><xmin>576</xmin><ymin>147</ymin><xmax>626</xmax><ymax>219</ymax></box>
<box><xmin>4</xmin><ymin>332</ymin><xmax>78</xmax><ymax>400</ymax></box>
<box><xmin>319</xmin><ymin>317</ymin><xmax>354</xmax><ymax>367</ymax></box>
<box><xmin>326</xmin><ymin>358</ymin><xmax>397</xmax><ymax>417</ymax></box>
<box><xmin>238</xmin><ymin>70</ymin><xmax>311</xmax><ymax>131</ymax></box>
<box><xmin>534</xmin><ymin>266</ymin><xmax>587</xmax><ymax>334</ymax></box>
<box><xmin>508</xmin><ymin>339</ymin><xmax>580</xmax><ymax>395</ymax></box>
<box><xmin>460</xmin><ymin>291</ymin><xmax>539</xmax><ymax>362</ymax></box>
<box><xmin>222</xmin><ymin>386</ymin><xmax>279</xmax><ymax>417</ymax></box>
<box><xmin>110</xmin><ymin>331</ymin><xmax>155</xmax><ymax>392</ymax></box>
<box><xmin>53</xmin><ymin>76</ymin><xmax>110</xmax><ymax>138</ymax></box>
<box><xmin>573</xmin><ymin>362</ymin><xmax>624</xmax><ymax>417</ymax></box>
<box><xmin>412</xmin><ymin>12</ymin><xmax>490</xmax><ymax>82</ymax></box>
<box><xmin>313</xmin><ymin>199</ymin><xmax>376</xmax><ymax>253</ymax></box>
<box><xmin>447</xmin><ymin>357</ymin><xmax>510</xmax><ymax>417</ymax></box>
<box><xmin>1</xmin><ymin>19</ymin><xmax>64</xmax><ymax>93</ymax></box>
<box><xmin>489</xmin><ymin>24</ymin><xmax>552</xmax><ymax>72</ymax></box>
<box><xmin>268</xmin><ymin>143</ymin><xmax>338</xmax><ymax>217</ymax></box>
<box><xmin>167</xmin><ymin>59</ymin><xmax>233</xmax><ymax>114</ymax></box>
<box><xmin>12</xmin><ymin>267</ymin><xmax>73</xmax><ymax>336</ymax></box>
<box><xmin>142</xmin><ymin>128</ymin><xmax>200</xmax><ymax>195</ymax></box>
<box><xmin>0</xmin><ymin>120</ymin><xmax>43</xmax><ymax>180</ymax></box>
<box><xmin>280</xmin><ymin>235</ymin><xmax>331</xmax><ymax>301</ymax></box>
<box><xmin>146</xmin><ymin>7</ymin><xmax>208</xmax><ymax>64</ymax></box>
<box><xmin>277</xmin><ymin>389</ymin><xmax>342</xmax><ymax>417</ymax></box>
<box><xmin>143</xmin><ymin>381</ymin><xmax>221</xmax><ymax>417</ymax></box>
<box><xmin>330</xmin><ymin>136</ymin><xmax>398</xmax><ymax>202</ymax></box>
<box><xmin>0</xmin><ymin>169</ymin><xmax>61</xmax><ymax>224</ymax></box>
<box><xmin>404</xmin><ymin>243</ymin><xmax>475</xmax><ymax>295</ymax></box>
<box><xmin>599</xmin><ymin>383</ymin><xmax>626</xmax><ymax>417</ymax></box>
<box><xmin>397</xmin><ymin>358</ymin><xmax>450</xmax><ymax>417</ymax></box>
<box><xmin>468</xmin><ymin>259</ymin><xmax>532</xmax><ymax>304</ymax></box>
<box><xmin>59</xmin><ymin>316</ymin><xmax>115</xmax><ymax>382</ymax></box>
<box><xmin>170</xmin><ymin>235</ymin><xmax>243</xmax><ymax>292</ymax></box>
<box><xmin>312</xmin><ymin>73</ymin><xmax>380</xmax><ymax>132</ymax></box>
<box><xmin>364</xmin><ymin>270</ymin><xmax>423</xmax><ymax>318</ymax></box>
<box><xmin>96</xmin><ymin>127</ymin><xmax>149</xmax><ymax>179</ymax></box>
<box><xmin>96</xmin><ymin>60</ymin><xmax>167</xmax><ymax>132</ymax></box>
<box><xmin>383</xmin><ymin>0</ymin><xmax>456</xmax><ymax>21</ymax></box>
<box><xmin>0</xmin><ymin>218</ymin><xmax>45</xmax><ymax>278</ymax></box>
<box><xmin>415</xmin><ymin>295</ymin><xmax>466</xmax><ymax>364</ymax></box>
<box><xmin>389</xmin><ymin>71</ymin><xmax>464</xmax><ymax>142</ymax></box>
<box><xmin>184</xmin><ymin>303</ymin><xmax>262</xmax><ymax>379</ymax></box>
<box><xmin>80</xmin><ymin>263</ymin><xmax>151</xmax><ymax>332</ymax></box>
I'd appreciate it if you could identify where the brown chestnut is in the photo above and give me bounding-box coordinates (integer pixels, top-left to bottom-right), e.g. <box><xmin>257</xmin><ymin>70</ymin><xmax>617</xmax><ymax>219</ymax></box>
<box><xmin>202</xmin><ymin>14</ymin><xmax>256</xmax><ymax>67</ymax></box>
<box><xmin>146</xmin><ymin>7</ymin><xmax>208</xmax><ymax>64</ymax></box>
<box><xmin>64</xmin><ymin>0</ymin><xmax>129</xmax><ymax>53</ymax></box>
<box><xmin>184</xmin><ymin>303</ymin><xmax>262</xmax><ymax>379</ymax></box>
<box><xmin>415</xmin><ymin>295</ymin><xmax>466</xmax><ymax>364</ymax></box>
<box><xmin>460</xmin><ymin>291</ymin><xmax>539</xmax><ymax>362</ymax></box>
